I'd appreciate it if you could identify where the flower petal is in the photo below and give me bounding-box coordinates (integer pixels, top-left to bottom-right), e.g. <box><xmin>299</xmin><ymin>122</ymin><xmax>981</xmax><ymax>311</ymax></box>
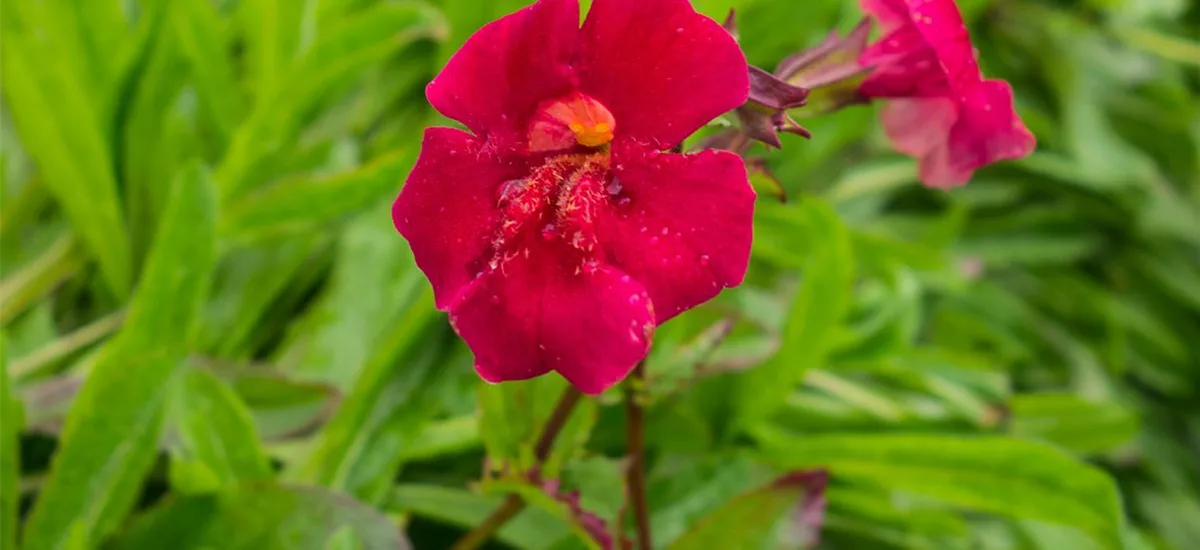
<box><xmin>578</xmin><ymin>0</ymin><xmax>749</xmax><ymax>149</ymax></box>
<box><xmin>879</xmin><ymin>96</ymin><xmax>957</xmax><ymax>157</ymax></box>
<box><xmin>393</xmin><ymin>127</ymin><xmax>517</xmax><ymax>309</ymax></box>
<box><xmin>598</xmin><ymin>142</ymin><xmax>754</xmax><ymax>323</ymax></box>
<box><xmin>859</xmin><ymin>26</ymin><xmax>950</xmax><ymax>97</ymax></box>
<box><xmin>426</xmin><ymin>0</ymin><xmax>580</xmax><ymax>150</ymax></box>
<box><xmin>904</xmin><ymin>0</ymin><xmax>979</xmax><ymax>89</ymax></box>
<box><xmin>450</xmin><ymin>238</ymin><xmax>654</xmax><ymax>394</ymax></box>
<box><xmin>927</xmin><ymin>79</ymin><xmax>1035</xmax><ymax>187</ymax></box>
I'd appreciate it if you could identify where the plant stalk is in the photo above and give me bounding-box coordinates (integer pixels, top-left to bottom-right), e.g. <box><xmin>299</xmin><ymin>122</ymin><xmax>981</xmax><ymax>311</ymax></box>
<box><xmin>625</xmin><ymin>362</ymin><xmax>653</xmax><ymax>550</ymax></box>
<box><xmin>449</xmin><ymin>385</ymin><xmax>583</xmax><ymax>550</ymax></box>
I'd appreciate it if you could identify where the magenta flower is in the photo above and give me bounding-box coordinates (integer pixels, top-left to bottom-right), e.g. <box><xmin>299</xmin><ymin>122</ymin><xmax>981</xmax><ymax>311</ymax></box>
<box><xmin>392</xmin><ymin>0</ymin><xmax>753</xmax><ymax>394</ymax></box>
<box><xmin>858</xmin><ymin>0</ymin><xmax>1036</xmax><ymax>187</ymax></box>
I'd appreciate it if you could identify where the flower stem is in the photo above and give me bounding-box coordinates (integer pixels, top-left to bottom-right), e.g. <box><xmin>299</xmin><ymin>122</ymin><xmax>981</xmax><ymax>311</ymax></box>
<box><xmin>450</xmin><ymin>385</ymin><xmax>583</xmax><ymax>550</ymax></box>
<box><xmin>625</xmin><ymin>362</ymin><xmax>653</xmax><ymax>550</ymax></box>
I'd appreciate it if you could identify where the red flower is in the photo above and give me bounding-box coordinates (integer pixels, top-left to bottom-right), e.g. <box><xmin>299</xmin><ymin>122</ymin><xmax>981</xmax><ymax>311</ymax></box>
<box><xmin>858</xmin><ymin>0</ymin><xmax>1035</xmax><ymax>187</ymax></box>
<box><xmin>392</xmin><ymin>0</ymin><xmax>753</xmax><ymax>394</ymax></box>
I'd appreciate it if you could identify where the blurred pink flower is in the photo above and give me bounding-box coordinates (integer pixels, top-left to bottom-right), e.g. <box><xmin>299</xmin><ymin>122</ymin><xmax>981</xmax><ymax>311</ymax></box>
<box><xmin>859</xmin><ymin>0</ymin><xmax>1036</xmax><ymax>187</ymax></box>
<box><xmin>392</xmin><ymin>0</ymin><xmax>754</xmax><ymax>394</ymax></box>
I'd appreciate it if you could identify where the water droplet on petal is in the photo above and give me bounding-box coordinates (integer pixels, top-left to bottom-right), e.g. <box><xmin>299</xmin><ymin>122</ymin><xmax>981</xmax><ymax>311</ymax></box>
<box><xmin>699</xmin><ymin>254</ymin><xmax>710</xmax><ymax>266</ymax></box>
<box><xmin>606</xmin><ymin>178</ymin><xmax>623</xmax><ymax>195</ymax></box>
<box><xmin>617</xmin><ymin>197</ymin><xmax>632</xmax><ymax>208</ymax></box>
<box><xmin>489</xmin><ymin>295</ymin><xmax>500</xmax><ymax>304</ymax></box>
<box><xmin>541</xmin><ymin>223</ymin><xmax>557</xmax><ymax>240</ymax></box>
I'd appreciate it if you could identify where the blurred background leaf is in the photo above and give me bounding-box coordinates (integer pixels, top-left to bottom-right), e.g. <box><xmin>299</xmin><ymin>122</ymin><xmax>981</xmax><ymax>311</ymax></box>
<box><xmin>1</xmin><ymin>0</ymin><xmax>1197</xmax><ymax>548</ymax></box>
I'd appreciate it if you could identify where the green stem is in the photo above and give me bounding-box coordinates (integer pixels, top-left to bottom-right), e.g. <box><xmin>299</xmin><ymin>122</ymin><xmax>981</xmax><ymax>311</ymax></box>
<box><xmin>0</xmin><ymin>235</ymin><xmax>84</xmax><ymax>326</ymax></box>
<box><xmin>449</xmin><ymin>386</ymin><xmax>583</xmax><ymax>550</ymax></box>
<box><xmin>625</xmin><ymin>362</ymin><xmax>652</xmax><ymax>549</ymax></box>
<box><xmin>10</xmin><ymin>311</ymin><xmax>125</xmax><ymax>379</ymax></box>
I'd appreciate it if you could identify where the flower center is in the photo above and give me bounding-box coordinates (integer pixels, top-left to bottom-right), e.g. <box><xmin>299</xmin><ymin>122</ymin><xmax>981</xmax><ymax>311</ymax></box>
<box><xmin>490</xmin><ymin>153</ymin><xmax>626</xmax><ymax>273</ymax></box>
<box><xmin>528</xmin><ymin>92</ymin><xmax>616</xmax><ymax>152</ymax></box>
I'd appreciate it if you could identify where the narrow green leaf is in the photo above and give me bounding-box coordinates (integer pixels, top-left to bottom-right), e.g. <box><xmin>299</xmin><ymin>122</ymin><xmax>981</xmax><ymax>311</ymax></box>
<box><xmin>173</xmin><ymin>367</ymin><xmax>273</xmax><ymax>487</ymax></box>
<box><xmin>735</xmin><ymin>200</ymin><xmax>855</xmax><ymax>432</ymax></box>
<box><xmin>1</xmin><ymin>335</ymin><xmax>18</xmax><ymax>550</ymax></box>
<box><xmin>1010</xmin><ymin>394</ymin><xmax>1138</xmax><ymax>456</ymax></box>
<box><xmin>219</xmin><ymin>1</ymin><xmax>445</xmax><ymax>198</ymax></box>
<box><xmin>291</xmin><ymin>287</ymin><xmax>449</xmax><ymax>503</ymax></box>
<box><xmin>667</xmin><ymin>473</ymin><xmax>822</xmax><ymax>550</ymax></box>
<box><xmin>110</xmin><ymin>485</ymin><xmax>411</xmax><ymax>550</ymax></box>
<box><xmin>21</xmin><ymin>165</ymin><xmax>217</xmax><ymax>550</ymax></box>
<box><xmin>171</xmin><ymin>0</ymin><xmax>245</xmax><ymax>143</ymax></box>
<box><xmin>755</xmin><ymin>431</ymin><xmax>1127</xmax><ymax>549</ymax></box>
<box><xmin>479</xmin><ymin>376</ymin><xmax>597</xmax><ymax>479</ymax></box>
<box><xmin>221</xmin><ymin>150</ymin><xmax>415</xmax><ymax>244</ymax></box>
<box><xmin>0</xmin><ymin>235</ymin><xmax>85</xmax><ymax>326</ymax></box>
<box><xmin>0</xmin><ymin>2</ymin><xmax>132</xmax><ymax>297</ymax></box>
<box><xmin>324</xmin><ymin>527</ymin><xmax>365</xmax><ymax>550</ymax></box>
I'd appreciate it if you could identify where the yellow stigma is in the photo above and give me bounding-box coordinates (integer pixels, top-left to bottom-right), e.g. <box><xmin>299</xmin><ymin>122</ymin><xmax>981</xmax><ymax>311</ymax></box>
<box><xmin>573</xmin><ymin>121</ymin><xmax>613</xmax><ymax>147</ymax></box>
<box><xmin>528</xmin><ymin>92</ymin><xmax>617</xmax><ymax>152</ymax></box>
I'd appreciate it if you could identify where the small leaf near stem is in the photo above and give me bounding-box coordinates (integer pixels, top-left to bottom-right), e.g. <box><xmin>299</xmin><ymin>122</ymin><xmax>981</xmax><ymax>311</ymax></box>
<box><xmin>450</xmin><ymin>385</ymin><xmax>584</xmax><ymax>550</ymax></box>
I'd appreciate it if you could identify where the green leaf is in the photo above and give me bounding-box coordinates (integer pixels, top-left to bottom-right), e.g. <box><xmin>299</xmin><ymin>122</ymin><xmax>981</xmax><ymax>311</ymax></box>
<box><xmin>21</xmin><ymin>164</ymin><xmax>217</xmax><ymax>550</ymax></box>
<box><xmin>218</xmin><ymin>1</ymin><xmax>446</xmax><ymax>198</ymax></box>
<box><xmin>221</xmin><ymin>150</ymin><xmax>416</xmax><ymax>245</ymax></box>
<box><xmin>1</xmin><ymin>334</ymin><xmax>18</xmax><ymax>550</ymax></box>
<box><xmin>170</xmin><ymin>0</ymin><xmax>245</xmax><ymax>144</ymax></box>
<box><xmin>172</xmin><ymin>367</ymin><xmax>274</xmax><ymax>487</ymax></box>
<box><xmin>479</xmin><ymin>376</ymin><xmax>597</xmax><ymax>479</ymax></box>
<box><xmin>666</xmin><ymin>473</ymin><xmax>821</xmax><ymax>550</ymax></box>
<box><xmin>0</xmin><ymin>1</ymin><xmax>132</xmax><ymax>297</ymax></box>
<box><xmin>388</xmin><ymin>484</ymin><xmax>571</xmax><ymax>549</ymax></box>
<box><xmin>755</xmin><ymin>430</ymin><xmax>1128</xmax><ymax>549</ymax></box>
<box><xmin>324</xmin><ymin>527</ymin><xmax>365</xmax><ymax>550</ymax></box>
<box><xmin>735</xmin><ymin>200</ymin><xmax>855</xmax><ymax>432</ymax></box>
<box><xmin>1010</xmin><ymin>393</ymin><xmax>1138</xmax><ymax>455</ymax></box>
<box><xmin>110</xmin><ymin>484</ymin><xmax>411</xmax><ymax>550</ymax></box>
<box><xmin>0</xmin><ymin>234</ymin><xmax>85</xmax><ymax>326</ymax></box>
<box><xmin>291</xmin><ymin>287</ymin><xmax>450</xmax><ymax>503</ymax></box>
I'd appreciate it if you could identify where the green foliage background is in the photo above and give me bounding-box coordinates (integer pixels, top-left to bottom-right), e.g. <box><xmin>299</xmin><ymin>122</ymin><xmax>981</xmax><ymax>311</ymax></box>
<box><xmin>1</xmin><ymin>0</ymin><xmax>1197</xmax><ymax>548</ymax></box>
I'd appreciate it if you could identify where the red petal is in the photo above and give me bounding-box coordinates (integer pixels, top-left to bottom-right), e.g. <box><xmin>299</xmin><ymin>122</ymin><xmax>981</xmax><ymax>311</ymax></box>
<box><xmin>393</xmin><ymin>128</ymin><xmax>516</xmax><ymax>309</ymax></box>
<box><xmin>578</xmin><ymin>0</ymin><xmax>749</xmax><ymax>149</ymax></box>
<box><xmin>598</xmin><ymin>142</ymin><xmax>754</xmax><ymax>323</ymax></box>
<box><xmin>426</xmin><ymin>0</ymin><xmax>580</xmax><ymax>150</ymax></box>
<box><xmin>932</xmin><ymin>80</ymin><xmax>1035</xmax><ymax>187</ymax></box>
<box><xmin>905</xmin><ymin>0</ymin><xmax>979</xmax><ymax>89</ymax></box>
<box><xmin>859</xmin><ymin>26</ymin><xmax>950</xmax><ymax>98</ymax></box>
<box><xmin>879</xmin><ymin>96</ymin><xmax>957</xmax><ymax>157</ymax></box>
<box><xmin>450</xmin><ymin>239</ymin><xmax>654</xmax><ymax>394</ymax></box>
<box><xmin>858</xmin><ymin>0</ymin><xmax>981</xmax><ymax>98</ymax></box>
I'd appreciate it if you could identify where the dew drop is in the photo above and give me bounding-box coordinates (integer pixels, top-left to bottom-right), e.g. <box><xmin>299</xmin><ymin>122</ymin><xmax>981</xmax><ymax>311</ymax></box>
<box><xmin>629</xmin><ymin>294</ymin><xmax>641</xmax><ymax>304</ymax></box>
<box><xmin>617</xmin><ymin>197</ymin><xmax>632</xmax><ymax>208</ymax></box>
<box><xmin>489</xmin><ymin>295</ymin><xmax>500</xmax><ymax>305</ymax></box>
<box><xmin>661</xmin><ymin>227</ymin><xmax>669</xmax><ymax>235</ymax></box>
<box><xmin>649</xmin><ymin>236</ymin><xmax>660</xmax><ymax>245</ymax></box>
<box><xmin>699</xmin><ymin>254</ymin><xmax>710</xmax><ymax>266</ymax></box>
<box><xmin>620</xmin><ymin>275</ymin><xmax>631</xmax><ymax>283</ymax></box>
<box><xmin>606</xmin><ymin>178</ymin><xmax>623</xmax><ymax>197</ymax></box>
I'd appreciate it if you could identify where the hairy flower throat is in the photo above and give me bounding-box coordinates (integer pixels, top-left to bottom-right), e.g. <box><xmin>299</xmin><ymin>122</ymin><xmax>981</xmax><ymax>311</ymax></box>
<box><xmin>491</xmin><ymin>154</ymin><xmax>622</xmax><ymax>272</ymax></box>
